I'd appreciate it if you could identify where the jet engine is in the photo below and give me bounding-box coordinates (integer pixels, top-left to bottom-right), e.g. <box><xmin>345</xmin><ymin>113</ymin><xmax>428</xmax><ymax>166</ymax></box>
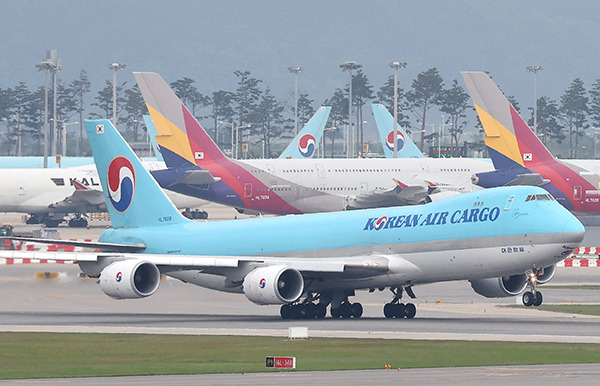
<box><xmin>536</xmin><ymin>264</ymin><xmax>556</xmax><ymax>284</ymax></box>
<box><xmin>469</xmin><ymin>273</ymin><xmax>528</xmax><ymax>298</ymax></box>
<box><xmin>243</xmin><ymin>265</ymin><xmax>304</xmax><ymax>305</ymax></box>
<box><xmin>99</xmin><ymin>260</ymin><xmax>161</xmax><ymax>299</ymax></box>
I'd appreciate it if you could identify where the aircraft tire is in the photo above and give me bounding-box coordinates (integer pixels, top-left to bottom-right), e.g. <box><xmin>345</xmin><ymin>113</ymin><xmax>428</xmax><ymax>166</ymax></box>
<box><xmin>330</xmin><ymin>307</ymin><xmax>341</xmax><ymax>319</ymax></box>
<box><xmin>351</xmin><ymin>303</ymin><xmax>363</xmax><ymax>318</ymax></box>
<box><xmin>339</xmin><ymin>302</ymin><xmax>352</xmax><ymax>319</ymax></box>
<box><xmin>280</xmin><ymin>304</ymin><xmax>293</xmax><ymax>319</ymax></box>
<box><xmin>304</xmin><ymin>303</ymin><xmax>317</xmax><ymax>319</ymax></box>
<box><xmin>404</xmin><ymin>303</ymin><xmax>416</xmax><ymax>319</ymax></box>
<box><xmin>522</xmin><ymin>291</ymin><xmax>534</xmax><ymax>307</ymax></box>
<box><xmin>394</xmin><ymin>303</ymin><xmax>406</xmax><ymax>318</ymax></box>
<box><xmin>383</xmin><ymin>303</ymin><xmax>394</xmax><ymax>318</ymax></box>
<box><xmin>44</xmin><ymin>220</ymin><xmax>61</xmax><ymax>228</ymax></box>
<box><xmin>316</xmin><ymin>303</ymin><xmax>327</xmax><ymax>319</ymax></box>
<box><xmin>533</xmin><ymin>292</ymin><xmax>543</xmax><ymax>307</ymax></box>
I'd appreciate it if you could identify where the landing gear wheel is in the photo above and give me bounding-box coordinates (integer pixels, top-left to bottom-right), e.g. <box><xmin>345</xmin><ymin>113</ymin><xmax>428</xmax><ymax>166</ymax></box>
<box><xmin>533</xmin><ymin>292</ymin><xmax>543</xmax><ymax>307</ymax></box>
<box><xmin>384</xmin><ymin>303</ymin><xmax>394</xmax><ymax>318</ymax></box>
<box><xmin>330</xmin><ymin>307</ymin><xmax>341</xmax><ymax>319</ymax></box>
<box><xmin>351</xmin><ymin>303</ymin><xmax>363</xmax><ymax>318</ymax></box>
<box><xmin>304</xmin><ymin>303</ymin><xmax>317</xmax><ymax>319</ymax></box>
<box><xmin>68</xmin><ymin>217</ymin><xmax>88</xmax><ymax>228</ymax></box>
<box><xmin>404</xmin><ymin>303</ymin><xmax>416</xmax><ymax>319</ymax></box>
<box><xmin>43</xmin><ymin>220</ymin><xmax>61</xmax><ymax>228</ymax></box>
<box><xmin>339</xmin><ymin>302</ymin><xmax>353</xmax><ymax>319</ymax></box>
<box><xmin>315</xmin><ymin>303</ymin><xmax>327</xmax><ymax>319</ymax></box>
<box><xmin>394</xmin><ymin>303</ymin><xmax>406</xmax><ymax>318</ymax></box>
<box><xmin>280</xmin><ymin>304</ymin><xmax>293</xmax><ymax>319</ymax></box>
<box><xmin>522</xmin><ymin>291</ymin><xmax>534</xmax><ymax>307</ymax></box>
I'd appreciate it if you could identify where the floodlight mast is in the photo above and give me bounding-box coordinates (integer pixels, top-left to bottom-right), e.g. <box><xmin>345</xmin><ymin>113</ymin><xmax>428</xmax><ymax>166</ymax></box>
<box><xmin>288</xmin><ymin>66</ymin><xmax>303</xmax><ymax>135</ymax></box>
<box><xmin>35</xmin><ymin>50</ymin><xmax>61</xmax><ymax>168</ymax></box>
<box><xmin>339</xmin><ymin>61</ymin><xmax>362</xmax><ymax>157</ymax></box>
<box><xmin>526</xmin><ymin>65</ymin><xmax>543</xmax><ymax>136</ymax></box>
<box><xmin>388</xmin><ymin>61</ymin><xmax>407</xmax><ymax>158</ymax></box>
<box><xmin>108</xmin><ymin>63</ymin><xmax>126</xmax><ymax>126</ymax></box>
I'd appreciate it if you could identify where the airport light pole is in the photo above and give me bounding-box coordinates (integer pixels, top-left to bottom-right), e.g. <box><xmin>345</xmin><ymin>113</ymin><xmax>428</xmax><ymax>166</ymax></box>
<box><xmin>389</xmin><ymin>61</ymin><xmax>407</xmax><ymax>158</ymax></box>
<box><xmin>288</xmin><ymin>66</ymin><xmax>303</xmax><ymax>135</ymax></box>
<box><xmin>108</xmin><ymin>63</ymin><xmax>126</xmax><ymax>126</ymax></box>
<box><xmin>526</xmin><ymin>65</ymin><xmax>543</xmax><ymax>136</ymax></box>
<box><xmin>340</xmin><ymin>61</ymin><xmax>362</xmax><ymax>157</ymax></box>
<box><xmin>36</xmin><ymin>50</ymin><xmax>61</xmax><ymax>167</ymax></box>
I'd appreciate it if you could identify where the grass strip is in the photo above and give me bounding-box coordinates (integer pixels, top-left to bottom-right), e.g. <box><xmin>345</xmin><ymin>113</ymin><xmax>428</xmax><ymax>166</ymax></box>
<box><xmin>532</xmin><ymin>304</ymin><xmax>600</xmax><ymax>316</ymax></box>
<box><xmin>542</xmin><ymin>285</ymin><xmax>600</xmax><ymax>290</ymax></box>
<box><xmin>2</xmin><ymin>332</ymin><xmax>600</xmax><ymax>379</ymax></box>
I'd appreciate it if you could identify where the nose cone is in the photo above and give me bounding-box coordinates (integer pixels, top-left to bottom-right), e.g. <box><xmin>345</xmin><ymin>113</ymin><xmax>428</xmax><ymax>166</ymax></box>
<box><xmin>563</xmin><ymin>215</ymin><xmax>585</xmax><ymax>244</ymax></box>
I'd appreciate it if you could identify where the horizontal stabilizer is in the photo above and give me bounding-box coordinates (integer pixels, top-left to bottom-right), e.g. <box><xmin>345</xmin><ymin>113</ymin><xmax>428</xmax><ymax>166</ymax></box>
<box><xmin>1</xmin><ymin>236</ymin><xmax>145</xmax><ymax>252</ymax></box>
<box><xmin>506</xmin><ymin>173</ymin><xmax>550</xmax><ymax>187</ymax></box>
<box><xmin>168</xmin><ymin>169</ymin><xmax>222</xmax><ymax>187</ymax></box>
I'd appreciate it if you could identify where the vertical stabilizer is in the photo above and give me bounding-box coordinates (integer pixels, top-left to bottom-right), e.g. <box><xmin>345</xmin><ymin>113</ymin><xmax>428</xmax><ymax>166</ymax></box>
<box><xmin>279</xmin><ymin>106</ymin><xmax>331</xmax><ymax>159</ymax></box>
<box><xmin>143</xmin><ymin>115</ymin><xmax>164</xmax><ymax>162</ymax></box>
<box><xmin>371</xmin><ymin>104</ymin><xmax>424</xmax><ymax>158</ymax></box>
<box><xmin>461</xmin><ymin>71</ymin><xmax>556</xmax><ymax>170</ymax></box>
<box><xmin>84</xmin><ymin>119</ymin><xmax>189</xmax><ymax>228</ymax></box>
<box><xmin>134</xmin><ymin>72</ymin><xmax>227</xmax><ymax>169</ymax></box>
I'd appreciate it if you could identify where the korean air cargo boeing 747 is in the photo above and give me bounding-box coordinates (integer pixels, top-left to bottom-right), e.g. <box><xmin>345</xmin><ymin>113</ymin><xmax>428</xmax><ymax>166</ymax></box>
<box><xmin>0</xmin><ymin>119</ymin><xmax>584</xmax><ymax>318</ymax></box>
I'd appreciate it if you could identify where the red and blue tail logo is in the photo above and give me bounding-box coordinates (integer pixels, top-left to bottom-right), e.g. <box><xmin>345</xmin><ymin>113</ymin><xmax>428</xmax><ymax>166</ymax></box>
<box><xmin>107</xmin><ymin>156</ymin><xmax>136</xmax><ymax>213</ymax></box>
<box><xmin>386</xmin><ymin>131</ymin><xmax>405</xmax><ymax>152</ymax></box>
<box><xmin>298</xmin><ymin>134</ymin><xmax>316</xmax><ymax>157</ymax></box>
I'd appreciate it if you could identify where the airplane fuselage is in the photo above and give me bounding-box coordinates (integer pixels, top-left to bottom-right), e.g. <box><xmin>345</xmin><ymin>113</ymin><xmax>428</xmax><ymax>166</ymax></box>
<box><xmin>154</xmin><ymin>156</ymin><xmax>494</xmax><ymax>215</ymax></box>
<box><xmin>98</xmin><ymin>186</ymin><xmax>583</xmax><ymax>292</ymax></box>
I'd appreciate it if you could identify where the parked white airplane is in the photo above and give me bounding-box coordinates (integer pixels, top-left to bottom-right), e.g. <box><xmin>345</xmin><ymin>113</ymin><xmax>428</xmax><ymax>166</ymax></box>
<box><xmin>136</xmin><ymin>72</ymin><xmax>495</xmax><ymax>215</ymax></box>
<box><xmin>0</xmin><ymin>162</ymin><xmax>206</xmax><ymax>227</ymax></box>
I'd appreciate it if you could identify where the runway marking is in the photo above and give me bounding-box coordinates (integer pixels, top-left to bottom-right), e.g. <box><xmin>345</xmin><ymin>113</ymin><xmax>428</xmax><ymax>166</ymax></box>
<box><xmin>1</xmin><ymin>325</ymin><xmax>599</xmax><ymax>344</ymax></box>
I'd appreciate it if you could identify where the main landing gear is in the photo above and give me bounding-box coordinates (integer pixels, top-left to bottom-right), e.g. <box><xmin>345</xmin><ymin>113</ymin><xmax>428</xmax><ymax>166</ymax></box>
<box><xmin>383</xmin><ymin>286</ymin><xmax>417</xmax><ymax>319</ymax></box>
<box><xmin>280</xmin><ymin>292</ymin><xmax>363</xmax><ymax>320</ymax></box>
<box><xmin>522</xmin><ymin>269</ymin><xmax>543</xmax><ymax>307</ymax></box>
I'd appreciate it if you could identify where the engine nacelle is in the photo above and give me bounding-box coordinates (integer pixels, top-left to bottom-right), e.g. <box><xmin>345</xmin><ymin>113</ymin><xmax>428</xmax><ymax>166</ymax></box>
<box><xmin>536</xmin><ymin>264</ymin><xmax>556</xmax><ymax>284</ymax></box>
<box><xmin>243</xmin><ymin>265</ymin><xmax>304</xmax><ymax>305</ymax></box>
<box><xmin>99</xmin><ymin>260</ymin><xmax>161</xmax><ymax>299</ymax></box>
<box><xmin>469</xmin><ymin>274</ymin><xmax>528</xmax><ymax>298</ymax></box>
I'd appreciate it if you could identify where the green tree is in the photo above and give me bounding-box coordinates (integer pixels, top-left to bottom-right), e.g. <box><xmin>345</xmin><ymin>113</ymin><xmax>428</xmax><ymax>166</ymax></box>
<box><xmin>323</xmin><ymin>88</ymin><xmax>348</xmax><ymax>157</ymax></box>
<box><xmin>296</xmin><ymin>93</ymin><xmax>315</xmax><ymax>129</ymax></box>
<box><xmin>406</xmin><ymin>67</ymin><xmax>444</xmax><ymax>151</ymax></box>
<box><xmin>249</xmin><ymin>88</ymin><xmax>287</xmax><ymax>157</ymax></box>
<box><xmin>170</xmin><ymin>77</ymin><xmax>209</xmax><ymax>120</ymax></box>
<box><xmin>91</xmin><ymin>80</ymin><xmax>127</xmax><ymax>124</ymax></box>
<box><xmin>439</xmin><ymin>79</ymin><xmax>469</xmax><ymax>151</ymax></box>
<box><xmin>123</xmin><ymin>84</ymin><xmax>148</xmax><ymax>142</ymax></box>
<box><xmin>527</xmin><ymin>97</ymin><xmax>564</xmax><ymax>146</ymax></box>
<box><xmin>560</xmin><ymin>78</ymin><xmax>588</xmax><ymax>158</ymax></box>
<box><xmin>349</xmin><ymin>70</ymin><xmax>374</xmax><ymax>156</ymax></box>
<box><xmin>209</xmin><ymin>90</ymin><xmax>235</xmax><ymax>148</ymax></box>
<box><xmin>377</xmin><ymin>75</ymin><xmax>410</xmax><ymax>127</ymax></box>
<box><xmin>233</xmin><ymin>70</ymin><xmax>262</xmax><ymax>157</ymax></box>
<box><xmin>69</xmin><ymin>70</ymin><xmax>91</xmax><ymax>156</ymax></box>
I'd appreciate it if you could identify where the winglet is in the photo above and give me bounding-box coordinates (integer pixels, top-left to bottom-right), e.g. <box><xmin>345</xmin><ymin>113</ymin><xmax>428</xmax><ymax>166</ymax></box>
<box><xmin>84</xmin><ymin>119</ymin><xmax>189</xmax><ymax>228</ymax></box>
<box><xmin>372</xmin><ymin>104</ymin><xmax>424</xmax><ymax>158</ymax></box>
<box><xmin>279</xmin><ymin>106</ymin><xmax>331</xmax><ymax>159</ymax></box>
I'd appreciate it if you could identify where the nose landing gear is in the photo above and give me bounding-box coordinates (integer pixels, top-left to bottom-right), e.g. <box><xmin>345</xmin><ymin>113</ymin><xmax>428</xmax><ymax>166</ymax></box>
<box><xmin>522</xmin><ymin>269</ymin><xmax>543</xmax><ymax>307</ymax></box>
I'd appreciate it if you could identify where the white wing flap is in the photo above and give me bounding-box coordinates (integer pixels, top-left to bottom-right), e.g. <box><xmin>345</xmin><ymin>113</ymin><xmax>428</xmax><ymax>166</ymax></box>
<box><xmin>0</xmin><ymin>251</ymin><xmax>387</xmax><ymax>275</ymax></box>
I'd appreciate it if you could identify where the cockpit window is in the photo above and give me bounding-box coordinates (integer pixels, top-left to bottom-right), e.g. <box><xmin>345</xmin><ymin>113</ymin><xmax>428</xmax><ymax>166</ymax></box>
<box><xmin>525</xmin><ymin>194</ymin><xmax>556</xmax><ymax>202</ymax></box>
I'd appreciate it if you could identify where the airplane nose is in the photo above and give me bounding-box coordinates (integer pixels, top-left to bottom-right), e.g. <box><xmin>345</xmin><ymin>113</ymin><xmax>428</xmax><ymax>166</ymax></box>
<box><xmin>563</xmin><ymin>215</ymin><xmax>585</xmax><ymax>243</ymax></box>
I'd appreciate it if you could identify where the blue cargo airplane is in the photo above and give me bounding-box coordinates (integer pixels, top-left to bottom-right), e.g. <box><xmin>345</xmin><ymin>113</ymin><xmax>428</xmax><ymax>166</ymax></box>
<box><xmin>0</xmin><ymin>119</ymin><xmax>584</xmax><ymax>318</ymax></box>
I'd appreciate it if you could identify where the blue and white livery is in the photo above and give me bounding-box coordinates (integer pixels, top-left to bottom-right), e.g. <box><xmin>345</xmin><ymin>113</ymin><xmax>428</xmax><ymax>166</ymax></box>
<box><xmin>0</xmin><ymin>119</ymin><xmax>585</xmax><ymax>319</ymax></box>
<box><xmin>279</xmin><ymin>107</ymin><xmax>331</xmax><ymax>159</ymax></box>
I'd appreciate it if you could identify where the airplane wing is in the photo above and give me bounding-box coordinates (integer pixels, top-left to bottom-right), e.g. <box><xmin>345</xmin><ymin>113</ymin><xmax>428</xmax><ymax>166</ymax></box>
<box><xmin>48</xmin><ymin>180</ymin><xmax>107</xmax><ymax>212</ymax></box>
<box><xmin>0</xmin><ymin>249</ymin><xmax>394</xmax><ymax>279</ymax></box>
<box><xmin>505</xmin><ymin>173</ymin><xmax>550</xmax><ymax>187</ymax></box>
<box><xmin>347</xmin><ymin>179</ymin><xmax>430</xmax><ymax>210</ymax></box>
<box><xmin>167</xmin><ymin>169</ymin><xmax>222</xmax><ymax>187</ymax></box>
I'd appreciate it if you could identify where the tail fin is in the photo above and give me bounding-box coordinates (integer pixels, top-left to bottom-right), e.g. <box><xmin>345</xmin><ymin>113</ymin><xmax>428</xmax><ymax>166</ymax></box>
<box><xmin>371</xmin><ymin>104</ymin><xmax>424</xmax><ymax>158</ymax></box>
<box><xmin>279</xmin><ymin>106</ymin><xmax>331</xmax><ymax>159</ymax></box>
<box><xmin>84</xmin><ymin>119</ymin><xmax>189</xmax><ymax>228</ymax></box>
<box><xmin>133</xmin><ymin>72</ymin><xmax>226</xmax><ymax>169</ymax></box>
<box><xmin>461</xmin><ymin>71</ymin><xmax>555</xmax><ymax>170</ymax></box>
<box><xmin>143</xmin><ymin>114</ymin><xmax>164</xmax><ymax>162</ymax></box>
